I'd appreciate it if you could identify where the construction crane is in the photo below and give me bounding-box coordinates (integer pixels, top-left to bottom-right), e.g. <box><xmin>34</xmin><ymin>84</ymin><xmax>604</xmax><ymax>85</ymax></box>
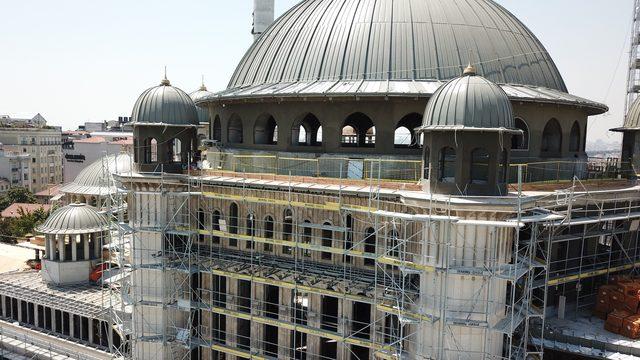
<box><xmin>626</xmin><ymin>0</ymin><xmax>640</xmax><ymax>115</ymax></box>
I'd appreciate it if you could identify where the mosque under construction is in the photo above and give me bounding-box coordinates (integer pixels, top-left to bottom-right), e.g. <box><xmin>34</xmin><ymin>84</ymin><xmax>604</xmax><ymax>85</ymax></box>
<box><xmin>2</xmin><ymin>0</ymin><xmax>640</xmax><ymax>359</ymax></box>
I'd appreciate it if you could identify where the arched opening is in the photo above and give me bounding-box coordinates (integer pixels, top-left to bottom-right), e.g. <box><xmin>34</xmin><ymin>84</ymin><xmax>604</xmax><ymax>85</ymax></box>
<box><xmin>254</xmin><ymin>114</ymin><xmax>278</xmax><ymax>145</ymax></box>
<box><xmin>364</xmin><ymin>228</ymin><xmax>376</xmax><ymax>266</ymax></box>
<box><xmin>387</xmin><ymin>229</ymin><xmax>399</xmax><ymax>258</ymax></box>
<box><xmin>423</xmin><ymin>147</ymin><xmax>430</xmax><ymax>180</ymax></box>
<box><xmin>302</xmin><ymin>220</ymin><xmax>312</xmax><ymax>258</ymax></box>
<box><xmin>144</xmin><ymin>138</ymin><xmax>158</xmax><ymax>163</ymax></box>
<box><xmin>198</xmin><ymin>208</ymin><xmax>205</xmax><ymax>242</ymax></box>
<box><xmin>470</xmin><ymin>148</ymin><xmax>490</xmax><ymax>184</ymax></box>
<box><xmin>321</xmin><ymin>222</ymin><xmax>333</xmax><ymax>260</ymax></box>
<box><xmin>541</xmin><ymin>119</ymin><xmax>562</xmax><ymax>155</ymax></box>
<box><xmin>438</xmin><ymin>147</ymin><xmax>456</xmax><ymax>183</ymax></box>
<box><xmin>228</xmin><ymin>115</ymin><xmax>243</xmax><ymax>144</ymax></box>
<box><xmin>212</xmin><ymin>210</ymin><xmax>221</xmax><ymax>244</ymax></box>
<box><xmin>499</xmin><ymin>148</ymin><xmax>508</xmax><ymax>185</ymax></box>
<box><xmin>569</xmin><ymin>121</ymin><xmax>581</xmax><ymax>152</ymax></box>
<box><xmin>511</xmin><ymin>118</ymin><xmax>529</xmax><ymax>150</ymax></box>
<box><xmin>292</xmin><ymin>113</ymin><xmax>322</xmax><ymax>146</ymax></box>
<box><xmin>246</xmin><ymin>214</ymin><xmax>255</xmax><ymax>249</ymax></box>
<box><xmin>264</xmin><ymin>215</ymin><xmax>274</xmax><ymax>252</ymax></box>
<box><xmin>344</xmin><ymin>214</ymin><xmax>353</xmax><ymax>263</ymax></box>
<box><xmin>213</xmin><ymin>116</ymin><xmax>222</xmax><ymax>142</ymax></box>
<box><xmin>171</xmin><ymin>138</ymin><xmax>182</xmax><ymax>162</ymax></box>
<box><xmin>282</xmin><ymin>208</ymin><xmax>293</xmax><ymax>255</ymax></box>
<box><xmin>341</xmin><ymin>112</ymin><xmax>375</xmax><ymax>147</ymax></box>
<box><xmin>395</xmin><ymin>113</ymin><xmax>422</xmax><ymax>148</ymax></box>
<box><xmin>229</xmin><ymin>203</ymin><xmax>239</xmax><ymax>247</ymax></box>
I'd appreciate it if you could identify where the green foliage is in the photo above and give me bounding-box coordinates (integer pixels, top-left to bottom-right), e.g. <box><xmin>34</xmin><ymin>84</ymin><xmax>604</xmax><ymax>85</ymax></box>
<box><xmin>0</xmin><ymin>187</ymin><xmax>37</xmax><ymax>211</ymax></box>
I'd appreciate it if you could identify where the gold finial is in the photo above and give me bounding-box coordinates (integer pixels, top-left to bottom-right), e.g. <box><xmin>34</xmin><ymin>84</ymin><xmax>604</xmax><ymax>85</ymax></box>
<box><xmin>161</xmin><ymin>66</ymin><xmax>170</xmax><ymax>86</ymax></box>
<box><xmin>199</xmin><ymin>75</ymin><xmax>207</xmax><ymax>91</ymax></box>
<box><xmin>464</xmin><ymin>49</ymin><xmax>477</xmax><ymax>76</ymax></box>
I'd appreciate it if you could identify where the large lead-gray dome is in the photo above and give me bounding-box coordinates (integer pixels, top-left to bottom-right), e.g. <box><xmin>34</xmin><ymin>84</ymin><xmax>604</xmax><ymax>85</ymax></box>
<box><xmin>228</xmin><ymin>0</ymin><xmax>566</xmax><ymax>92</ymax></box>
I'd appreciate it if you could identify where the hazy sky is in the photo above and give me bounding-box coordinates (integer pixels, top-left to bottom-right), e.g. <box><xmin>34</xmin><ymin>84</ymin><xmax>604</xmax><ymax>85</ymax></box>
<box><xmin>0</xmin><ymin>0</ymin><xmax>631</xmax><ymax>146</ymax></box>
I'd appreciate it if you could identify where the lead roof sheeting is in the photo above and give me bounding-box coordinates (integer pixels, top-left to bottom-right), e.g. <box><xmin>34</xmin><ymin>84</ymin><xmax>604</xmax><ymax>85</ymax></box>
<box><xmin>228</xmin><ymin>0</ymin><xmax>567</xmax><ymax>93</ymax></box>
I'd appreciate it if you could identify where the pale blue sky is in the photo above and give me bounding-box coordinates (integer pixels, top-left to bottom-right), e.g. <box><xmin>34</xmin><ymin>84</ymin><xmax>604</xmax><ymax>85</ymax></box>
<box><xmin>0</xmin><ymin>0</ymin><xmax>631</xmax><ymax>146</ymax></box>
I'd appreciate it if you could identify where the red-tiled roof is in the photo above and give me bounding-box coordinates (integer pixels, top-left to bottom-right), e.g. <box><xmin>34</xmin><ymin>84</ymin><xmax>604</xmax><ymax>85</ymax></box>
<box><xmin>35</xmin><ymin>185</ymin><xmax>61</xmax><ymax>197</ymax></box>
<box><xmin>109</xmin><ymin>138</ymin><xmax>133</xmax><ymax>146</ymax></box>
<box><xmin>1</xmin><ymin>203</ymin><xmax>52</xmax><ymax>218</ymax></box>
<box><xmin>74</xmin><ymin>136</ymin><xmax>106</xmax><ymax>144</ymax></box>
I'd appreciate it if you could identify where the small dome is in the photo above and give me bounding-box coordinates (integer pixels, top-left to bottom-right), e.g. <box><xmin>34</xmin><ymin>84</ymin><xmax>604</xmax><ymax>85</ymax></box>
<box><xmin>37</xmin><ymin>203</ymin><xmax>112</xmax><ymax>235</ymax></box>
<box><xmin>623</xmin><ymin>97</ymin><xmax>640</xmax><ymax>130</ymax></box>
<box><xmin>131</xmin><ymin>78</ymin><xmax>199</xmax><ymax>126</ymax></box>
<box><xmin>190</xmin><ymin>84</ymin><xmax>213</xmax><ymax>124</ymax></box>
<box><xmin>420</xmin><ymin>73</ymin><xmax>515</xmax><ymax>132</ymax></box>
<box><xmin>60</xmin><ymin>154</ymin><xmax>132</xmax><ymax>196</ymax></box>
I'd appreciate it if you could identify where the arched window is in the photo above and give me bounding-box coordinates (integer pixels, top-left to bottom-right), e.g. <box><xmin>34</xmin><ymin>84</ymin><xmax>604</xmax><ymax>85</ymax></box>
<box><xmin>246</xmin><ymin>214</ymin><xmax>255</xmax><ymax>249</ymax></box>
<box><xmin>344</xmin><ymin>214</ymin><xmax>353</xmax><ymax>263</ymax></box>
<box><xmin>511</xmin><ymin>118</ymin><xmax>529</xmax><ymax>150</ymax></box>
<box><xmin>541</xmin><ymin>119</ymin><xmax>562</xmax><ymax>155</ymax></box>
<box><xmin>387</xmin><ymin>229</ymin><xmax>399</xmax><ymax>258</ymax></box>
<box><xmin>144</xmin><ymin>138</ymin><xmax>158</xmax><ymax>163</ymax></box>
<box><xmin>394</xmin><ymin>113</ymin><xmax>422</xmax><ymax>148</ymax></box>
<box><xmin>150</xmin><ymin>138</ymin><xmax>157</xmax><ymax>163</ymax></box>
<box><xmin>212</xmin><ymin>210</ymin><xmax>221</xmax><ymax>244</ymax></box>
<box><xmin>213</xmin><ymin>116</ymin><xmax>222</xmax><ymax>142</ymax></box>
<box><xmin>229</xmin><ymin>203</ymin><xmax>239</xmax><ymax>247</ymax></box>
<box><xmin>317</xmin><ymin>126</ymin><xmax>323</xmax><ymax>144</ymax></box>
<box><xmin>264</xmin><ymin>215</ymin><xmax>274</xmax><ymax>252</ymax></box>
<box><xmin>171</xmin><ymin>138</ymin><xmax>182</xmax><ymax>162</ymax></box>
<box><xmin>438</xmin><ymin>147</ymin><xmax>456</xmax><ymax>183</ymax></box>
<box><xmin>470</xmin><ymin>148</ymin><xmax>490</xmax><ymax>184</ymax></box>
<box><xmin>302</xmin><ymin>220</ymin><xmax>312</xmax><ymax>257</ymax></box>
<box><xmin>292</xmin><ymin>113</ymin><xmax>322</xmax><ymax>146</ymax></box>
<box><xmin>321</xmin><ymin>222</ymin><xmax>333</xmax><ymax>260</ymax></box>
<box><xmin>364</xmin><ymin>227</ymin><xmax>376</xmax><ymax>266</ymax></box>
<box><xmin>228</xmin><ymin>114</ymin><xmax>243</xmax><ymax>144</ymax></box>
<box><xmin>569</xmin><ymin>121</ymin><xmax>581</xmax><ymax>152</ymax></box>
<box><xmin>198</xmin><ymin>208</ymin><xmax>205</xmax><ymax>242</ymax></box>
<box><xmin>254</xmin><ymin>114</ymin><xmax>278</xmax><ymax>145</ymax></box>
<box><xmin>423</xmin><ymin>147</ymin><xmax>430</xmax><ymax>180</ymax></box>
<box><xmin>341</xmin><ymin>112</ymin><xmax>375</xmax><ymax>147</ymax></box>
<box><xmin>282</xmin><ymin>209</ymin><xmax>293</xmax><ymax>255</ymax></box>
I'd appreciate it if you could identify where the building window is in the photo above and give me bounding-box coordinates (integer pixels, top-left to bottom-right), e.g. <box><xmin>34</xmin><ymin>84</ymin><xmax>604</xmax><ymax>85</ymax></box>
<box><xmin>499</xmin><ymin>148</ymin><xmax>508</xmax><ymax>185</ymax></box>
<box><xmin>470</xmin><ymin>148</ymin><xmax>490</xmax><ymax>184</ymax></box>
<box><xmin>394</xmin><ymin>113</ymin><xmax>422</xmax><ymax>148</ymax></box>
<box><xmin>423</xmin><ymin>146</ymin><xmax>430</xmax><ymax>180</ymax></box>
<box><xmin>364</xmin><ymin>227</ymin><xmax>376</xmax><ymax>266</ymax></box>
<box><xmin>292</xmin><ymin>113</ymin><xmax>322</xmax><ymax>146</ymax></box>
<box><xmin>213</xmin><ymin>115</ymin><xmax>222</xmax><ymax>142</ymax></box>
<box><xmin>569</xmin><ymin>121</ymin><xmax>581</xmax><ymax>152</ymax></box>
<box><xmin>438</xmin><ymin>147</ymin><xmax>456</xmax><ymax>183</ymax></box>
<box><xmin>171</xmin><ymin>138</ymin><xmax>182</xmax><ymax>162</ymax></box>
<box><xmin>264</xmin><ymin>215</ymin><xmax>274</xmax><ymax>252</ymax></box>
<box><xmin>341</xmin><ymin>112</ymin><xmax>375</xmax><ymax>147</ymax></box>
<box><xmin>511</xmin><ymin>118</ymin><xmax>529</xmax><ymax>150</ymax></box>
<box><xmin>229</xmin><ymin>203</ymin><xmax>239</xmax><ymax>247</ymax></box>
<box><xmin>541</xmin><ymin>119</ymin><xmax>562</xmax><ymax>155</ymax></box>
<box><xmin>282</xmin><ymin>208</ymin><xmax>293</xmax><ymax>255</ymax></box>
<box><xmin>246</xmin><ymin>214</ymin><xmax>255</xmax><ymax>249</ymax></box>
<box><xmin>254</xmin><ymin>114</ymin><xmax>278</xmax><ymax>145</ymax></box>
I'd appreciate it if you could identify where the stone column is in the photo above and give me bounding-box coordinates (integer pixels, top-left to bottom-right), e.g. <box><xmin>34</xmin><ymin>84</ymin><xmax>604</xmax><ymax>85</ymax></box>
<box><xmin>306</xmin><ymin>293</ymin><xmax>322</xmax><ymax>356</ymax></box>
<box><xmin>52</xmin><ymin>310</ymin><xmax>57</xmax><ymax>333</ymax></box>
<box><xmin>225</xmin><ymin>278</ymin><xmax>237</xmax><ymax>349</ymax></box>
<box><xmin>71</xmin><ymin>235</ymin><xmax>78</xmax><ymax>261</ymax></box>
<box><xmin>45</xmin><ymin>235</ymin><xmax>51</xmax><ymax>260</ymax></box>
<box><xmin>58</xmin><ymin>235</ymin><xmax>65</xmax><ymax>262</ymax></box>
<box><xmin>337</xmin><ymin>299</ymin><xmax>350</xmax><ymax>360</ymax></box>
<box><xmin>278</xmin><ymin>288</ymin><xmax>293</xmax><ymax>359</ymax></box>
<box><xmin>69</xmin><ymin>313</ymin><xmax>74</xmax><ymax>338</ymax></box>
<box><xmin>0</xmin><ymin>295</ymin><xmax>6</xmax><ymax>318</ymax></box>
<box><xmin>34</xmin><ymin>305</ymin><xmax>39</xmax><ymax>328</ymax></box>
<box><xmin>88</xmin><ymin>318</ymin><xmax>94</xmax><ymax>344</ymax></box>
<box><xmin>17</xmin><ymin>300</ymin><xmax>22</xmax><ymax>323</ymax></box>
<box><xmin>84</xmin><ymin>235</ymin><xmax>90</xmax><ymax>260</ymax></box>
<box><xmin>94</xmin><ymin>233</ymin><xmax>101</xmax><ymax>260</ymax></box>
<box><xmin>252</xmin><ymin>283</ymin><xmax>264</xmax><ymax>354</ymax></box>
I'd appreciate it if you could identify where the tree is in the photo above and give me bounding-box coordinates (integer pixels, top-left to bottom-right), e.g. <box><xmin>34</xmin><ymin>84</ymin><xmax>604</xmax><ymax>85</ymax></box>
<box><xmin>0</xmin><ymin>187</ymin><xmax>37</xmax><ymax>211</ymax></box>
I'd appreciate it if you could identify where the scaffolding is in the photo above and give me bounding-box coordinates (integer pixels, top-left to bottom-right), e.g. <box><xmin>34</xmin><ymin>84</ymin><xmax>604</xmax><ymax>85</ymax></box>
<box><xmin>117</xmin><ymin>160</ymin><xmax>584</xmax><ymax>360</ymax></box>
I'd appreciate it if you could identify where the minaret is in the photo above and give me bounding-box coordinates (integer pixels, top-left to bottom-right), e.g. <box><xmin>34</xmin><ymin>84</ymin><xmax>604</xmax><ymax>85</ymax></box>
<box><xmin>252</xmin><ymin>0</ymin><xmax>275</xmax><ymax>40</ymax></box>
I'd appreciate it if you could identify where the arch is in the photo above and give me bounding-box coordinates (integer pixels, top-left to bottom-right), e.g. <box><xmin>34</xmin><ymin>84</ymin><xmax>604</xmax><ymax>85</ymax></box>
<box><xmin>264</xmin><ymin>215</ymin><xmax>274</xmax><ymax>252</ymax></box>
<box><xmin>341</xmin><ymin>112</ymin><xmax>375</xmax><ymax>147</ymax></box>
<box><xmin>364</xmin><ymin>227</ymin><xmax>376</xmax><ymax>266</ymax></box>
<box><xmin>423</xmin><ymin>146</ymin><xmax>430</xmax><ymax>180</ymax></box>
<box><xmin>212</xmin><ymin>210</ymin><xmax>221</xmax><ymax>244</ymax></box>
<box><xmin>470</xmin><ymin>148</ymin><xmax>490</xmax><ymax>184</ymax></box>
<box><xmin>228</xmin><ymin>114</ymin><xmax>243</xmax><ymax>144</ymax></box>
<box><xmin>301</xmin><ymin>220</ymin><xmax>312</xmax><ymax>257</ymax></box>
<box><xmin>246</xmin><ymin>213</ymin><xmax>255</xmax><ymax>249</ymax></box>
<box><xmin>144</xmin><ymin>138</ymin><xmax>158</xmax><ymax>163</ymax></box>
<box><xmin>541</xmin><ymin>119</ymin><xmax>562</xmax><ymax>155</ymax></box>
<box><xmin>511</xmin><ymin>118</ymin><xmax>529</xmax><ymax>150</ymax></box>
<box><xmin>321</xmin><ymin>222</ymin><xmax>333</xmax><ymax>260</ymax></box>
<box><xmin>254</xmin><ymin>113</ymin><xmax>278</xmax><ymax>145</ymax></box>
<box><xmin>229</xmin><ymin>203</ymin><xmax>239</xmax><ymax>247</ymax></box>
<box><xmin>438</xmin><ymin>147</ymin><xmax>456</xmax><ymax>183</ymax></box>
<box><xmin>394</xmin><ymin>113</ymin><xmax>422</xmax><ymax>148</ymax></box>
<box><xmin>292</xmin><ymin>113</ymin><xmax>322</xmax><ymax>146</ymax></box>
<box><xmin>171</xmin><ymin>138</ymin><xmax>182</xmax><ymax>162</ymax></box>
<box><xmin>387</xmin><ymin>229</ymin><xmax>399</xmax><ymax>258</ymax></box>
<box><xmin>569</xmin><ymin>121</ymin><xmax>581</xmax><ymax>152</ymax></box>
<box><xmin>282</xmin><ymin>208</ymin><xmax>293</xmax><ymax>254</ymax></box>
<box><xmin>213</xmin><ymin>116</ymin><xmax>222</xmax><ymax>142</ymax></box>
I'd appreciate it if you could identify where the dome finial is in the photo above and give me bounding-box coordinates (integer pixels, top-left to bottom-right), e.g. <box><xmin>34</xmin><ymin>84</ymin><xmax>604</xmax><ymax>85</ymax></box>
<box><xmin>199</xmin><ymin>75</ymin><xmax>207</xmax><ymax>91</ymax></box>
<box><xmin>161</xmin><ymin>66</ymin><xmax>171</xmax><ymax>86</ymax></box>
<box><xmin>463</xmin><ymin>49</ymin><xmax>477</xmax><ymax>76</ymax></box>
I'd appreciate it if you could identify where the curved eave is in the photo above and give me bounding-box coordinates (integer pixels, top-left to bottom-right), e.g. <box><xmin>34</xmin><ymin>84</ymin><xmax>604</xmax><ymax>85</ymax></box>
<box><xmin>417</xmin><ymin>126</ymin><xmax>523</xmax><ymax>134</ymax></box>
<box><xmin>59</xmin><ymin>183</ymin><xmax>118</xmax><ymax>197</ymax></box>
<box><xmin>198</xmin><ymin>80</ymin><xmax>608</xmax><ymax>116</ymax></box>
<box><xmin>36</xmin><ymin>224</ymin><xmax>115</xmax><ymax>235</ymax></box>
<box><xmin>130</xmin><ymin>122</ymin><xmax>199</xmax><ymax>128</ymax></box>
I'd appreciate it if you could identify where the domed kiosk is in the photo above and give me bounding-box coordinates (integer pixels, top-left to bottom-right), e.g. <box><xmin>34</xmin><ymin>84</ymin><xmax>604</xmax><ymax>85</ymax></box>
<box><xmin>419</xmin><ymin>65</ymin><xmax>519</xmax><ymax>195</ymax></box>
<box><xmin>39</xmin><ymin>203</ymin><xmax>114</xmax><ymax>285</ymax></box>
<box><xmin>60</xmin><ymin>153</ymin><xmax>133</xmax><ymax>207</ymax></box>
<box><xmin>198</xmin><ymin>0</ymin><xmax>606</xmax><ymax>166</ymax></box>
<box><xmin>132</xmin><ymin>76</ymin><xmax>199</xmax><ymax>173</ymax></box>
